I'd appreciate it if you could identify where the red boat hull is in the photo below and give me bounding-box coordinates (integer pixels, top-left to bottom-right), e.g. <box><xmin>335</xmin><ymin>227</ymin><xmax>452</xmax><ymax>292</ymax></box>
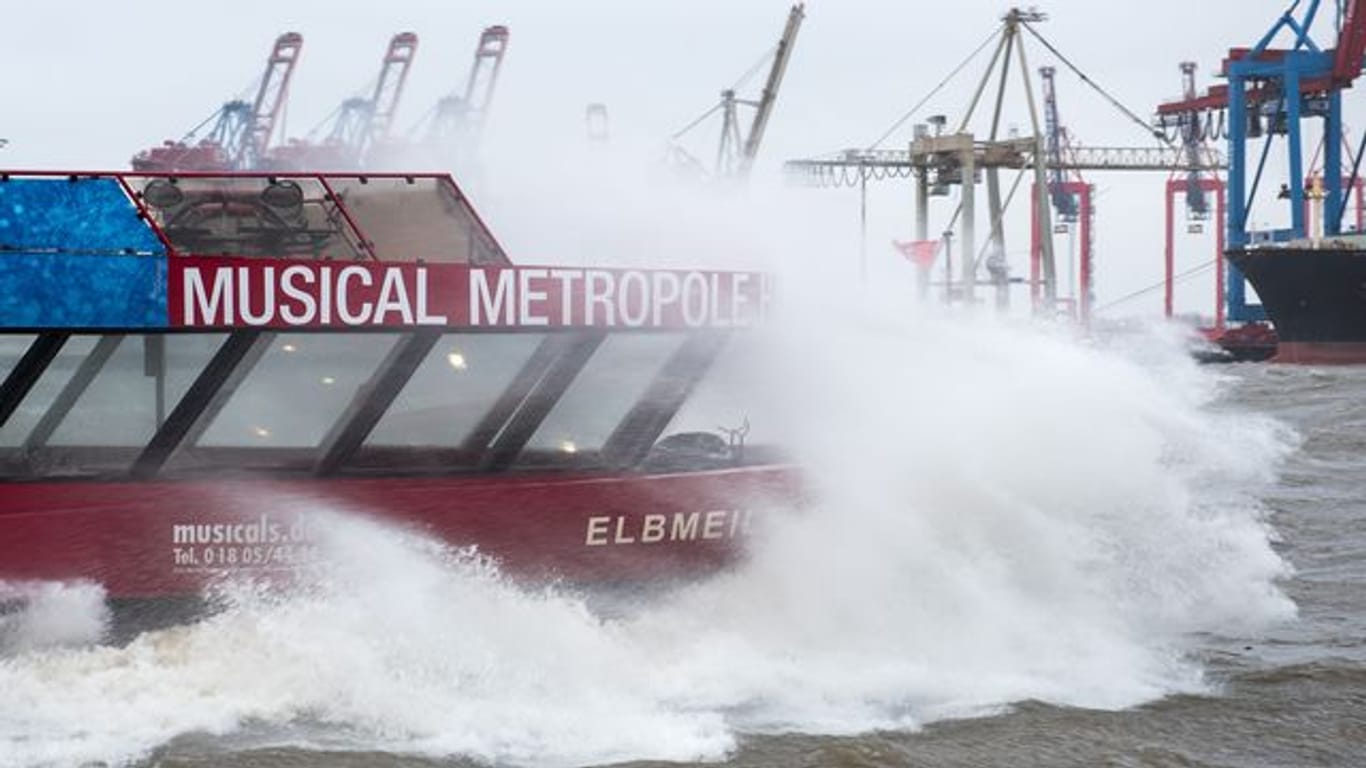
<box><xmin>0</xmin><ymin>466</ymin><xmax>800</xmax><ymax>600</ymax></box>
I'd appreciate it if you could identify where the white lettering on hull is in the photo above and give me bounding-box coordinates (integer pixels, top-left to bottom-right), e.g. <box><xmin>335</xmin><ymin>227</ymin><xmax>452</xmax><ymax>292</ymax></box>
<box><xmin>584</xmin><ymin>510</ymin><xmax>750</xmax><ymax>546</ymax></box>
<box><xmin>169</xmin><ymin>514</ymin><xmax>319</xmax><ymax>571</ymax></box>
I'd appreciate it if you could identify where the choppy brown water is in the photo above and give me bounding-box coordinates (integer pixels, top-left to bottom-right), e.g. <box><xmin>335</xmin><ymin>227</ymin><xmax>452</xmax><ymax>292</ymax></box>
<box><xmin>124</xmin><ymin>365</ymin><xmax>1366</xmax><ymax>768</ymax></box>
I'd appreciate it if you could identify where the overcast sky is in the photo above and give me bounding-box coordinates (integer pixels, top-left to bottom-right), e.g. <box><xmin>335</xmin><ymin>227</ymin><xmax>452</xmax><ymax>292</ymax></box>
<box><xmin>1</xmin><ymin>0</ymin><xmax>1348</xmax><ymax>318</ymax></box>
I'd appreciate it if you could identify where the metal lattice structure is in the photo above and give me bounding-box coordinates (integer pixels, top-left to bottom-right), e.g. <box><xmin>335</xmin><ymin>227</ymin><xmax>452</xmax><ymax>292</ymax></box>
<box><xmin>1156</xmin><ymin>0</ymin><xmax>1366</xmax><ymax>323</ymax></box>
<box><xmin>426</xmin><ymin>25</ymin><xmax>510</xmax><ymax>154</ymax></box>
<box><xmin>670</xmin><ymin>5</ymin><xmax>805</xmax><ymax>181</ymax></box>
<box><xmin>131</xmin><ymin>33</ymin><xmax>304</xmax><ymax>172</ymax></box>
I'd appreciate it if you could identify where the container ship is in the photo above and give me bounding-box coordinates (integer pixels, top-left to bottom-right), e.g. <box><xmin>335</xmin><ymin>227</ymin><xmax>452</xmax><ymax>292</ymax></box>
<box><xmin>1226</xmin><ymin>240</ymin><xmax>1366</xmax><ymax>363</ymax></box>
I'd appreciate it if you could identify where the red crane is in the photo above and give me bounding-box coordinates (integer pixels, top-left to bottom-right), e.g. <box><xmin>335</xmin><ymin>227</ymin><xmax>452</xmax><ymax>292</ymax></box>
<box><xmin>131</xmin><ymin>33</ymin><xmax>303</xmax><ymax>172</ymax></box>
<box><xmin>271</xmin><ymin>33</ymin><xmax>419</xmax><ymax>170</ymax></box>
<box><xmin>417</xmin><ymin>25</ymin><xmax>509</xmax><ymax>161</ymax></box>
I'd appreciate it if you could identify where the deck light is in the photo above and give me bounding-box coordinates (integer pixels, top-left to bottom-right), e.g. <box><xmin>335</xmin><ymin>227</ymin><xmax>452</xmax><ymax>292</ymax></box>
<box><xmin>447</xmin><ymin>351</ymin><xmax>467</xmax><ymax>370</ymax></box>
<box><xmin>251</xmin><ymin>426</ymin><xmax>271</xmax><ymax>439</ymax></box>
<box><xmin>320</xmin><ymin>376</ymin><xmax>336</xmax><ymax>385</ymax></box>
<box><xmin>143</xmin><ymin>179</ymin><xmax>184</xmax><ymax>209</ymax></box>
<box><xmin>261</xmin><ymin>180</ymin><xmax>304</xmax><ymax>211</ymax></box>
<box><xmin>560</xmin><ymin>440</ymin><xmax>577</xmax><ymax>454</ymax></box>
<box><xmin>281</xmin><ymin>343</ymin><xmax>298</xmax><ymax>353</ymax></box>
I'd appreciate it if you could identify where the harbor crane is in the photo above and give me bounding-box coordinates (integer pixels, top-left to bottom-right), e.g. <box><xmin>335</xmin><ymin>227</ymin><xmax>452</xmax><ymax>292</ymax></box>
<box><xmin>131</xmin><ymin>32</ymin><xmax>303</xmax><ymax>171</ymax></box>
<box><xmin>271</xmin><ymin>33</ymin><xmax>419</xmax><ymax>170</ymax></box>
<box><xmin>328</xmin><ymin>32</ymin><xmax>419</xmax><ymax>164</ymax></box>
<box><xmin>786</xmin><ymin>7</ymin><xmax>1225</xmax><ymax>317</ymax></box>
<box><xmin>669</xmin><ymin>4</ymin><xmax>804</xmax><ymax>180</ymax></box>
<box><xmin>1156</xmin><ymin>0</ymin><xmax>1366</xmax><ymax>324</ymax></box>
<box><xmin>422</xmin><ymin>25</ymin><xmax>510</xmax><ymax>159</ymax></box>
<box><xmin>1036</xmin><ymin>65</ymin><xmax>1097</xmax><ymax>320</ymax></box>
<box><xmin>1156</xmin><ymin>62</ymin><xmax>1229</xmax><ymax>329</ymax></box>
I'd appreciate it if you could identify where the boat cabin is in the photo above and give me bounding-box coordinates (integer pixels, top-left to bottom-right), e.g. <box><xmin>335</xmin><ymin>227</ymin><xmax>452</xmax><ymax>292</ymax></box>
<box><xmin>0</xmin><ymin>172</ymin><xmax>771</xmax><ymax>483</ymax></box>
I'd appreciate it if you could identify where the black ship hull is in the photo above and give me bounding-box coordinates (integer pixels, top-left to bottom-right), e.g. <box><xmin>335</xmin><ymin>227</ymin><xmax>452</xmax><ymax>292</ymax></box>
<box><xmin>1226</xmin><ymin>247</ymin><xmax>1366</xmax><ymax>363</ymax></box>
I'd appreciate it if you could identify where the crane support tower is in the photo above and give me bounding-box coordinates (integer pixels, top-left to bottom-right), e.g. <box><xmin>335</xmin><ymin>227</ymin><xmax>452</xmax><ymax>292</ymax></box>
<box><xmin>131</xmin><ymin>32</ymin><xmax>303</xmax><ymax>172</ymax></box>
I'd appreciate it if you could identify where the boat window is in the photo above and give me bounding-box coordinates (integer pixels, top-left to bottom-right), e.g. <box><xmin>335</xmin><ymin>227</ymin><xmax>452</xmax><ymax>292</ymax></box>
<box><xmin>517</xmin><ymin>333</ymin><xmax>685</xmax><ymax>465</ymax></box>
<box><xmin>125</xmin><ymin>176</ymin><xmax>367</xmax><ymax>261</ymax></box>
<box><xmin>195</xmin><ymin>333</ymin><xmax>398</xmax><ymax>448</ymax></box>
<box><xmin>364</xmin><ymin>333</ymin><xmax>546</xmax><ymax>449</ymax></box>
<box><xmin>323</xmin><ymin>176</ymin><xmax>507</xmax><ymax>265</ymax></box>
<box><xmin>48</xmin><ymin>335</ymin><xmax>224</xmax><ymax>449</ymax></box>
<box><xmin>0</xmin><ymin>335</ymin><xmax>35</xmax><ymax>386</ymax></box>
<box><xmin>666</xmin><ymin>333</ymin><xmax>774</xmax><ymax>449</ymax></box>
<box><xmin>0</xmin><ymin>336</ymin><xmax>98</xmax><ymax>448</ymax></box>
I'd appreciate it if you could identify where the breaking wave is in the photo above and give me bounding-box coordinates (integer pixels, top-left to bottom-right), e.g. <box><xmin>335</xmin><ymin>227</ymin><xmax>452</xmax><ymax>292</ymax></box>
<box><xmin>0</xmin><ymin>307</ymin><xmax>1295</xmax><ymax>767</ymax></box>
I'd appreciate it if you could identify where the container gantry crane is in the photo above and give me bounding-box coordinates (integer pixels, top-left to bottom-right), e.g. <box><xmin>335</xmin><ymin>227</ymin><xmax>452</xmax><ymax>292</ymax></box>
<box><xmin>272</xmin><ymin>33</ymin><xmax>419</xmax><ymax>170</ymax></box>
<box><xmin>1156</xmin><ymin>62</ymin><xmax>1228</xmax><ymax>330</ymax></box>
<box><xmin>786</xmin><ymin>7</ymin><xmax>1227</xmax><ymax>317</ymax></box>
<box><xmin>1156</xmin><ymin>0</ymin><xmax>1366</xmax><ymax>324</ymax></box>
<box><xmin>424</xmin><ymin>25</ymin><xmax>510</xmax><ymax>157</ymax></box>
<box><xmin>334</xmin><ymin>32</ymin><xmax>420</xmax><ymax>164</ymax></box>
<box><xmin>131</xmin><ymin>32</ymin><xmax>303</xmax><ymax>172</ymax></box>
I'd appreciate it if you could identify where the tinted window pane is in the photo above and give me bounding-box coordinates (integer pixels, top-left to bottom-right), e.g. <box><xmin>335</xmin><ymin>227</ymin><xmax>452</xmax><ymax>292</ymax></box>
<box><xmin>0</xmin><ymin>335</ymin><xmax>35</xmax><ymax>383</ymax></box>
<box><xmin>325</xmin><ymin>177</ymin><xmax>506</xmax><ymax>265</ymax></box>
<box><xmin>522</xmin><ymin>333</ymin><xmax>682</xmax><ymax>457</ymax></box>
<box><xmin>666</xmin><ymin>334</ymin><xmax>773</xmax><ymax>446</ymax></box>
<box><xmin>0</xmin><ymin>336</ymin><xmax>97</xmax><ymax>447</ymax></box>
<box><xmin>197</xmin><ymin>333</ymin><xmax>396</xmax><ymax>448</ymax></box>
<box><xmin>366</xmin><ymin>333</ymin><xmax>545</xmax><ymax>447</ymax></box>
<box><xmin>49</xmin><ymin>335</ymin><xmax>223</xmax><ymax>448</ymax></box>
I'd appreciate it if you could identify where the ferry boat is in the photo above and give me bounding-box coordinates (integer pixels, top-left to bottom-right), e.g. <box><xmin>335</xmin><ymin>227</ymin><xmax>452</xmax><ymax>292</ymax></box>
<box><xmin>0</xmin><ymin>171</ymin><xmax>797</xmax><ymax>623</ymax></box>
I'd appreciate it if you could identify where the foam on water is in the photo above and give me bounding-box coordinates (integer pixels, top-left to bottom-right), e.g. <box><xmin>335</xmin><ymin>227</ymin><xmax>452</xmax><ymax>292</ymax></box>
<box><xmin>0</xmin><ymin>299</ymin><xmax>1296</xmax><ymax>768</ymax></box>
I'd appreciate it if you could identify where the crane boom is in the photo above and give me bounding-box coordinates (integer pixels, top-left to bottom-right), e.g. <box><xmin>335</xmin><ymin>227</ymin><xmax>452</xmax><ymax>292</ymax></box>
<box><xmin>1158</xmin><ymin>0</ymin><xmax>1366</xmax><ymax>116</ymax></box>
<box><xmin>739</xmin><ymin>4</ymin><xmax>805</xmax><ymax>173</ymax></box>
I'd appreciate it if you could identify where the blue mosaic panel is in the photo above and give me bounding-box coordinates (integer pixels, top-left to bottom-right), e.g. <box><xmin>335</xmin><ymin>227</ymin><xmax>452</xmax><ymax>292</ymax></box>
<box><xmin>0</xmin><ymin>253</ymin><xmax>167</xmax><ymax>328</ymax></box>
<box><xmin>0</xmin><ymin>177</ymin><xmax>163</xmax><ymax>255</ymax></box>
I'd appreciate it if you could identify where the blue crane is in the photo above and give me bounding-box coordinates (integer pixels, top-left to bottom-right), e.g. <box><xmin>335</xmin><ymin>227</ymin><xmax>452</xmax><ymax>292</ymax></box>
<box><xmin>1157</xmin><ymin>0</ymin><xmax>1366</xmax><ymax>322</ymax></box>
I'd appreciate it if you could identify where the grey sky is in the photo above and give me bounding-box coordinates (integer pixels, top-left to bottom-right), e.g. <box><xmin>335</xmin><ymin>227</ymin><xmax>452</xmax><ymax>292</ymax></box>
<box><xmin>1</xmin><ymin>1</ymin><xmax>1343</xmax><ymax>317</ymax></box>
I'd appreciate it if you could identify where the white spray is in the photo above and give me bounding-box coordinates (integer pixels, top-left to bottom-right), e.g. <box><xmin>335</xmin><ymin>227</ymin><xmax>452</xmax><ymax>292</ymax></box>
<box><xmin>0</xmin><ymin>141</ymin><xmax>1297</xmax><ymax>768</ymax></box>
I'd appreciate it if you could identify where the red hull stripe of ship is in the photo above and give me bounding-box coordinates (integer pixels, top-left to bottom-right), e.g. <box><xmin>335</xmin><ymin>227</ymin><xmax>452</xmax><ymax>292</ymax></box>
<box><xmin>169</xmin><ymin>257</ymin><xmax>769</xmax><ymax>330</ymax></box>
<box><xmin>1273</xmin><ymin>341</ymin><xmax>1366</xmax><ymax>364</ymax></box>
